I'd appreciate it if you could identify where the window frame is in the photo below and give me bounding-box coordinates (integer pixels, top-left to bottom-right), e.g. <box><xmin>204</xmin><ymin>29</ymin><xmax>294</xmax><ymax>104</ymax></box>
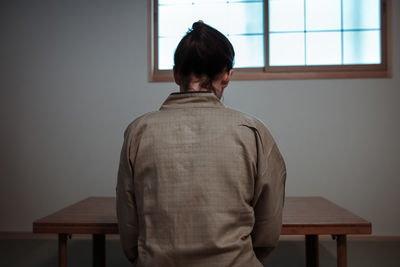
<box><xmin>148</xmin><ymin>0</ymin><xmax>391</xmax><ymax>82</ymax></box>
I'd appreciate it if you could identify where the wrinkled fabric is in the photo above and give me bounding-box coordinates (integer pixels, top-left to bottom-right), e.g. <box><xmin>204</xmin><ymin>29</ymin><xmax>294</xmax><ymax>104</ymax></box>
<box><xmin>117</xmin><ymin>92</ymin><xmax>286</xmax><ymax>267</ymax></box>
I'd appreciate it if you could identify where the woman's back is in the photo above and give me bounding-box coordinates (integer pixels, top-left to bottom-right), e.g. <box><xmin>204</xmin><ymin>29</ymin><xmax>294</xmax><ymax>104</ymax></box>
<box><xmin>116</xmin><ymin>22</ymin><xmax>286</xmax><ymax>267</ymax></box>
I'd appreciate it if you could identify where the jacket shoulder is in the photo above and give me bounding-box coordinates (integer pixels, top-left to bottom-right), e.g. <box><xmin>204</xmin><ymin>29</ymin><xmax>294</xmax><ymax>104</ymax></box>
<box><xmin>225</xmin><ymin>108</ymin><xmax>272</xmax><ymax>133</ymax></box>
<box><xmin>123</xmin><ymin>111</ymin><xmax>158</xmax><ymax>138</ymax></box>
<box><xmin>224</xmin><ymin>108</ymin><xmax>277</xmax><ymax>151</ymax></box>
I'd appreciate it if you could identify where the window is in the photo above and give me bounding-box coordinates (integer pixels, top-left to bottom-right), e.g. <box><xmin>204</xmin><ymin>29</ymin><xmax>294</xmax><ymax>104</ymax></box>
<box><xmin>148</xmin><ymin>0</ymin><xmax>390</xmax><ymax>81</ymax></box>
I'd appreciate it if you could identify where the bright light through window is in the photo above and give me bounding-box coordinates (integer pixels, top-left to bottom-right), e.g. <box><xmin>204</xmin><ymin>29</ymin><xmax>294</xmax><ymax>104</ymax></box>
<box><xmin>269</xmin><ymin>0</ymin><xmax>381</xmax><ymax>66</ymax></box>
<box><xmin>158</xmin><ymin>0</ymin><xmax>264</xmax><ymax>70</ymax></box>
<box><xmin>152</xmin><ymin>0</ymin><xmax>387</xmax><ymax>80</ymax></box>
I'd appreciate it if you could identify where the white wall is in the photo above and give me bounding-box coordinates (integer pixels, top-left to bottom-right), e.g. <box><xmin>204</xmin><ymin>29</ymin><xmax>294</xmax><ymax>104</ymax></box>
<box><xmin>1</xmin><ymin>0</ymin><xmax>399</xmax><ymax>235</ymax></box>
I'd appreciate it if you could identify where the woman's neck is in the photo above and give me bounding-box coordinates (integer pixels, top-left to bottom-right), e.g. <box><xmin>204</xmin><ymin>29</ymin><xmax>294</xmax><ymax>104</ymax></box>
<box><xmin>178</xmin><ymin>74</ymin><xmax>225</xmax><ymax>99</ymax></box>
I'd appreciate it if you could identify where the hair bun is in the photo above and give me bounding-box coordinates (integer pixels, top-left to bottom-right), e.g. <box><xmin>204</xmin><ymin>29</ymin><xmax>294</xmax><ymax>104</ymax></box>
<box><xmin>192</xmin><ymin>20</ymin><xmax>205</xmax><ymax>31</ymax></box>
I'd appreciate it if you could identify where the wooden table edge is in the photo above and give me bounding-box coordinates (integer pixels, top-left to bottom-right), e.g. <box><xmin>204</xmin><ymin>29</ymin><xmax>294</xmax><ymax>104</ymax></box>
<box><xmin>33</xmin><ymin>223</ymin><xmax>118</xmax><ymax>235</ymax></box>
<box><xmin>281</xmin><ymin>223</ymin><xmax>372</xmax><ymax>235</ymax></box>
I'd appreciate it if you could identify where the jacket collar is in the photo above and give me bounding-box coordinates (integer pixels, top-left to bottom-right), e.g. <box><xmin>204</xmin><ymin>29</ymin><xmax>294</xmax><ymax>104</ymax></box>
<box><xmin>160</xmin><ymin>91</ymin><xmax>225</xmax><ymax>110</ymax></box>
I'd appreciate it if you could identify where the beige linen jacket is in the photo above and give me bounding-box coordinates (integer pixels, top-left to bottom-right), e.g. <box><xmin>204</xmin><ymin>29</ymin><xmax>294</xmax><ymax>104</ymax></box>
<box><xmin>117</xmin><ymin>92</ymin><xmax>286</xmax><ymax>267</ymax></box>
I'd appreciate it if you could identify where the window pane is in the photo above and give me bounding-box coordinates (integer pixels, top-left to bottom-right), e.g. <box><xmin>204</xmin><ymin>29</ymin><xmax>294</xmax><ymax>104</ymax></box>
<box><xmin>306</xmin><ymin>0</ymin><xmax>341</xmax><ymax>31</ymax></box>
<box><xmin>343</xmin><ymin>30</ymin><xmax>381</xmax><ymax>64</ymax></box>
<box><xmin>193</xmin><ymin>0</ymin><xmax>234</xmax><ymax>3</ymax></box>
<box><xmin>229</xmin><ymin>35</ymin><xmax>264</xmax><ymax>68</ymax></box>
<box><xmin>159</xmin><ymin>0</ymin><xmax>190</xmax><ymax>4</ymax></box>
<box><xmin>343</xmin><ymin>0</ymin><xmax>380</xmax><ymax>30</ymax></box>
<box><xmin>191</xmin><ymin>2</ymin><xmax>229</xmax><ymax>34</ymax></box>
<box><xmin>158</xmin><ymin>37</ymin><xmax>181</xmax><ymax>70</ymax></box>
<box><xmin>228</xmin><ymin>2</ymin><xmax>263</xmax><ymax>35</ymax></box>
<box><xmin>158</xmin><ymin>0</ymin><xmax>192</xmax><ymax>6</ymax></box>
<box><xmin>269</xmin><ymin>0</ymin><xmax>304</xmax><ymax>32</ymax></box>
<box><xmin>269</xmin><ymin>33</ymin><xmax>305</xmax><ymax>66</ymax></box>
<box><xmin>306</xmin><ymin>32</ymin><xmax>341</xmax><ymax>65</ymax></box>
<box><xmin>158</xmin><ymin>0</ymin><xmax>264</xmax><ymax>70</ymax></box>
<box><xmin>158</xmin><ymin>4</ymin><xmax>193</xmax><ymax>37</ymax></box>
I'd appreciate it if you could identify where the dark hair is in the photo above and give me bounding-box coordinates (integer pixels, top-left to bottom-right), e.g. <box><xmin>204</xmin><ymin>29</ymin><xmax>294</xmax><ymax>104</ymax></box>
<box><xmin>174</xmin><ymin>21</ymin><xmax>235</xmax><ymax>90</ymax></box>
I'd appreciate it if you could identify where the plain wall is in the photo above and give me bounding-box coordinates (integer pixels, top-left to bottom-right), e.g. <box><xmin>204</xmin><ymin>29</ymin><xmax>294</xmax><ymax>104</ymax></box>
<box><xmin>0</xmin><ymin>0</ymin><xmax>399</xmax><ymax>235</ymax></box>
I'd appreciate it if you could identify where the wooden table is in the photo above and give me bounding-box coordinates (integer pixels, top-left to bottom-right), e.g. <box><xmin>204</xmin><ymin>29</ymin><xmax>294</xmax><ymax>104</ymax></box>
<box><xmin>33</xmin><ymin>197</ymin><xmax>371</xmax><ymax>267</ymax></box>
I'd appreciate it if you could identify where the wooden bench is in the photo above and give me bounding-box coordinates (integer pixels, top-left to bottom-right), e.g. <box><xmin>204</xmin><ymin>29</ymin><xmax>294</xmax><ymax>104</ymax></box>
<box><xmin>33</xmin><ymin>196</ymin><xmax>371</xmax><ymax>267</ymax></box>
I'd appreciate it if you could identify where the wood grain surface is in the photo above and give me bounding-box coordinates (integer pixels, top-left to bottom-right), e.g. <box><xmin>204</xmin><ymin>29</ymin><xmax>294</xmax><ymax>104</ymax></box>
<box><xmin>33</xmin><ymin>197</ymin><xmax>371</xmax><ymax>236</ymax></box>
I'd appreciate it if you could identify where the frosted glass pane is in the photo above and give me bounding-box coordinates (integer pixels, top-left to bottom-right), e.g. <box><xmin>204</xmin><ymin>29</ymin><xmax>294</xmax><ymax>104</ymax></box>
<box><xmin>269</xmin><ymin>33</ymin><xmax>305</xmax><ymax>66</ymax></box>
<box><xmin>158</xmin><ymin>37</ymin><xmax>181</xmax><ymax>70</ymax></box>
<box><xmin>269</xmin><ymin>0</ymin><xmax>304</xmax><ymax>32</ymax></box>
<box><xmin>343</xmin><ymin>31</ymin><xmax>381</xmax><ymax>64</ymax></box>
<box><xmin>343</xmin><ymin>0</ymin><xmax>380</xmax><ymax>30</ymax></box>
<box><xmin>159</xmin><ymin>0</ymin><xmax>191</xmax><ymax>4</ymax></box>
<box><xmin>158</xmin><ymin>4</ymin><xmax>194</xmax><ymax>37</ymax></box>
<box><xmin>228</xmin><ymin>35</ymin><xmax>264</xmax><ymax>68</ymax></box>
<box><xmin>306</xmin><ymin>32</ymin><xmax>341</xmax><ymax>65</ymax></box>
<box><xmin>159</xmin><ymin>0</ymin><xmax>246</xmax><ymax>4</ymax></box>
<box><xmin>192</xmin><ymin>0</ymin><xmax>262</xmax><ymax>2</ymax></box>
<box><xmin>159</xmin><ymin>0</ymin><xmax>234</xmax><ymax>4</ymax></box>
<box><xmin>191</xmin><ymin>2</ymin><xmax>229</xmax><ymax>34</ymax></box>
<box><xmin>227</xmin><ymin>3</ymin><xmax>263</xmax><ymax>35</ymax></box>
<box><xmin>158</xmin><ymin>0</ymin><xmax>265</xmax><ymax>69</ymax></box>
<box><xmin>193</xmin><ymin>0</ymin><xmax>237</xmax><ymax>3</ymax></box>
<box><xmin>306</xmin><ymin>0</ymin><xmax>341</xmax><ymax>31</ymax></box>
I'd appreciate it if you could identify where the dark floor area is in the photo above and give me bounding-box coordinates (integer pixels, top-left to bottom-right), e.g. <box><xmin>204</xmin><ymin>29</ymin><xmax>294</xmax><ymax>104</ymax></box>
<box><xmin>0</xmin><ymin>236</ymin><xmax>399</xmax><ymax>267</ymax></box>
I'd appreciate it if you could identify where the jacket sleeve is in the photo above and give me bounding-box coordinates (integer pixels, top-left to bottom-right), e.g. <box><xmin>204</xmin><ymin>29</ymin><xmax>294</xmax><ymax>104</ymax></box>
<box><xmin>116</xmin><ymin>127</ymin><xmax>139</xmax><ymax>263</ymax></box>
<box><xmin>251</xmin><ymin>128</ymin><xmax>286</xmax><ymax>262</ymax></box>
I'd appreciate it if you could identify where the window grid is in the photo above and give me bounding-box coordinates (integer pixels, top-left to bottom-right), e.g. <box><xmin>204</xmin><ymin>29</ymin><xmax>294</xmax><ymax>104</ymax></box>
<box><xmin>149</xmin><ymin>0</ymin><xmax>389</xmax><ymax>81</ymax></box>
<box><xmin>304</xmin><ymin>0</ymin><xmax>307</xmax><ymax>64</ymax></box>
<box><xmin>340</xmin><ymin>0</ymin><xmax>344</xmax><ymax>64</ymax></box>
<box><xmin>269</xmin><ymin>0</ymin><xmax>381</xmax><ymax>66</ymax></box>
<box><xmin>157</xmin><ymin>0</ymin><xmax>265</xmax><ymax>69</ymax></box>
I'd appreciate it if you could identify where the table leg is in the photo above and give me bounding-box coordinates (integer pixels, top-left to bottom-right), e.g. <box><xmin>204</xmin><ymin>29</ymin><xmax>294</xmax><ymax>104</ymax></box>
<box><xmin>336</xmin><ymin>235</ymin><xmax>347</xmax><ymax>267</ymax></box>
<box><xmin>93</xmin><ymin>234</ymin><xmax>106</xmax><ymax>267</ymax></box>
<box><xmin>305</xmin><ymin>235</ymin><xmax>319</xmax><ymax>267</ymax></box>
<box><xmin>58</xmin><ymin>234</ymin><xmax>67</xmax><ymax>267</ymax></box>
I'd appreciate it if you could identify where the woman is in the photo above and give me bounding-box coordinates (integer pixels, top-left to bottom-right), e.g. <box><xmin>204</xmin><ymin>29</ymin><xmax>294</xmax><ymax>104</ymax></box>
<box><xmin>117</xmin><ymin>21</ymin><xmax>286</xmax><ymax>267</ymax></box>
